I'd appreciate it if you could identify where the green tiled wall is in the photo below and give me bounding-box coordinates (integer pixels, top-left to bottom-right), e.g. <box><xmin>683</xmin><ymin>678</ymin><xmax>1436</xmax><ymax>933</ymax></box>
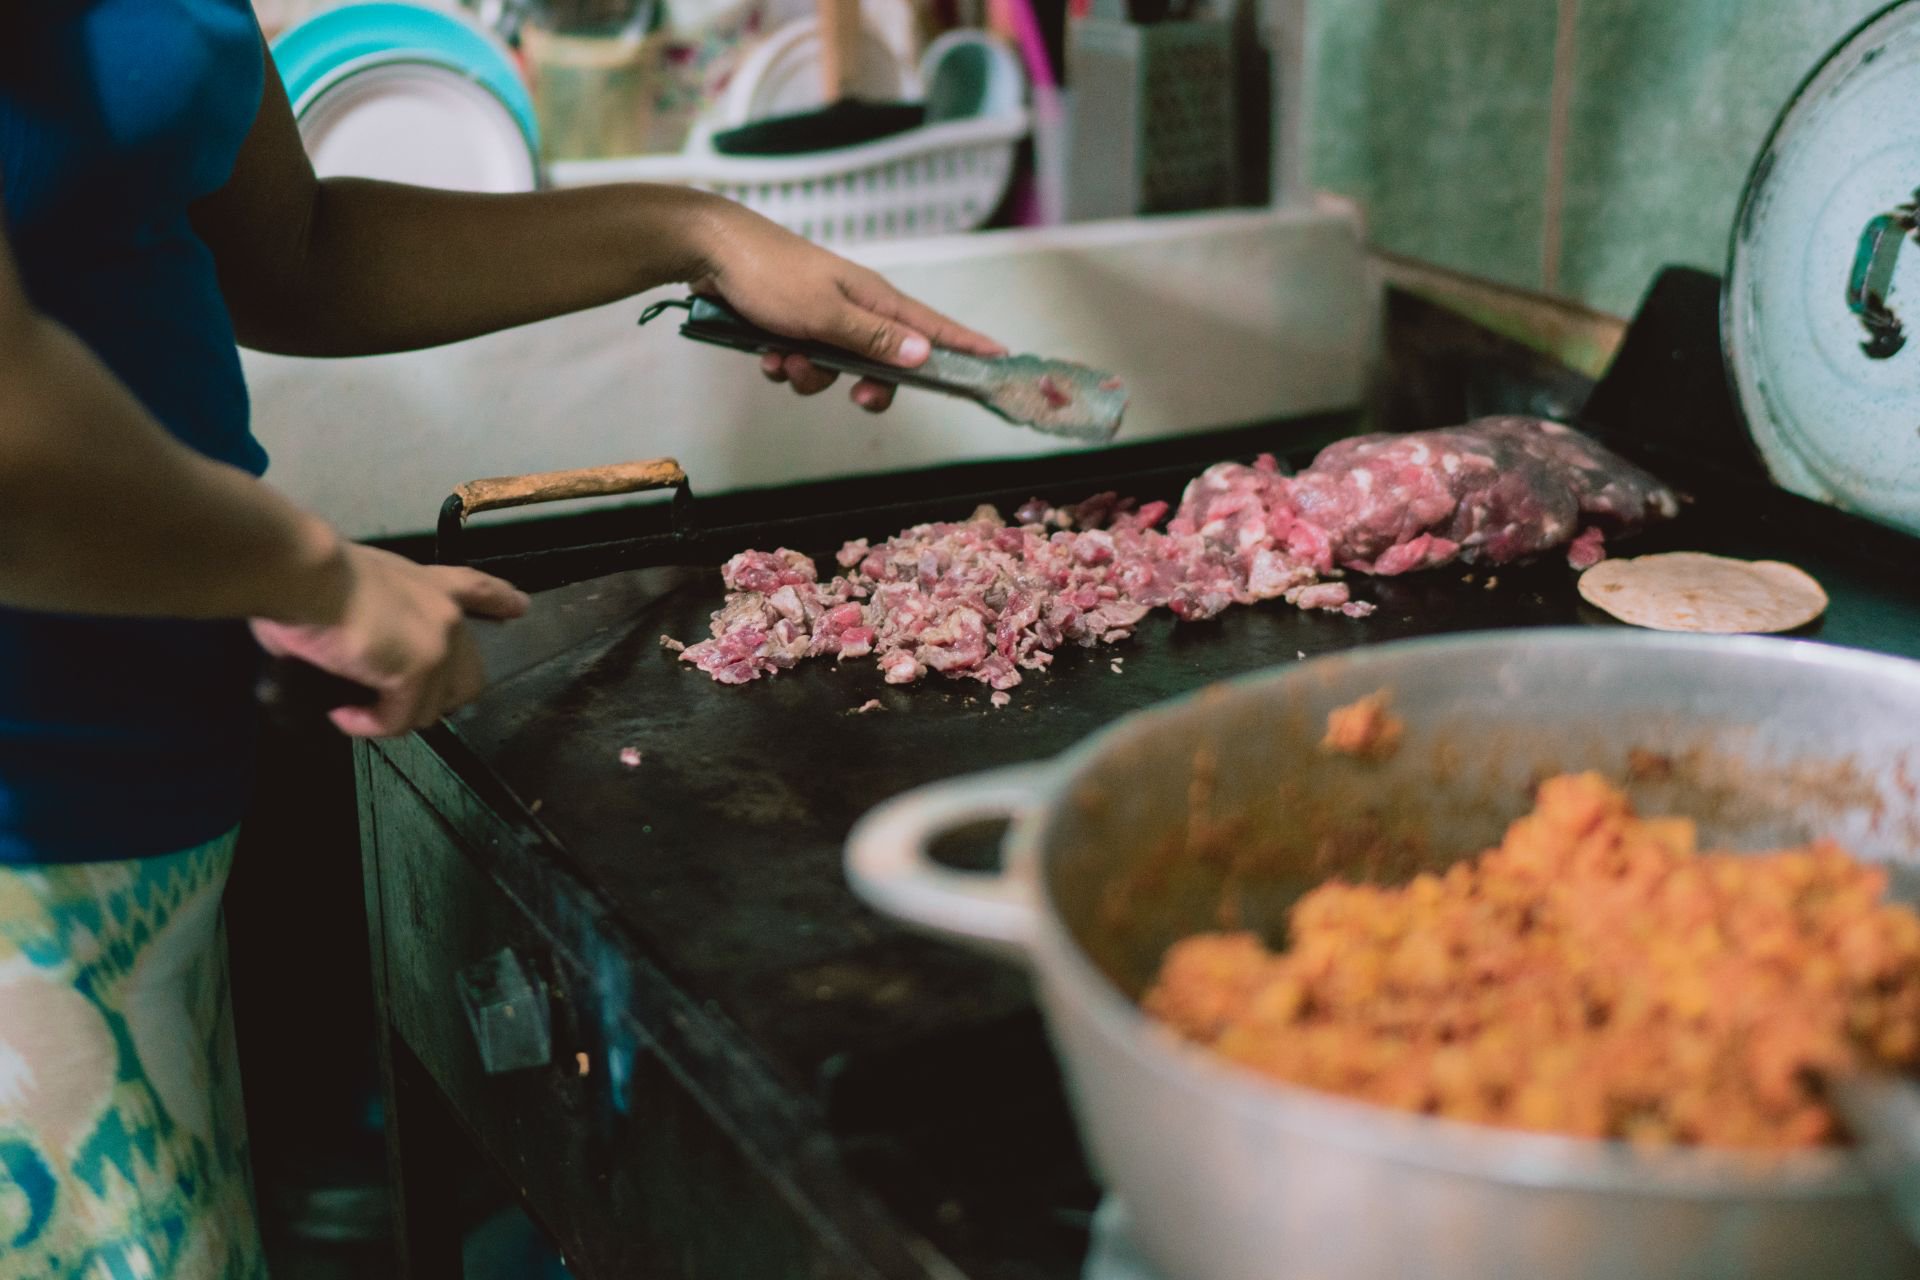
<box><xmin>1309</xmin><ymin>0</ymin><xmax>1891</xmax><ymax>316</ymax></box>
<box><xmin>1312</xmin><ymin>1</ymin><xmax>1562</xmax><ymax>293</ymax></box>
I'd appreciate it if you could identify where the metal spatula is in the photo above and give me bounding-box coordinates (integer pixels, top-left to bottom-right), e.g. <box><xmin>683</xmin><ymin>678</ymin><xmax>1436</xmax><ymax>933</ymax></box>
<box><xmin>639</xmin><ymin>295</ymin><xmax>1128</xmax><ymax>442</ymax></box>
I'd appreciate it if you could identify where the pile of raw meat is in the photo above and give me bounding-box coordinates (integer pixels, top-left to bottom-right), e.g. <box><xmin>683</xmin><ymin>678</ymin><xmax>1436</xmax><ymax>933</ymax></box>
<box><xmin>667</xmin><ymin>417</ymin><xmax>1678</xmax><ymax>702</ymax></box>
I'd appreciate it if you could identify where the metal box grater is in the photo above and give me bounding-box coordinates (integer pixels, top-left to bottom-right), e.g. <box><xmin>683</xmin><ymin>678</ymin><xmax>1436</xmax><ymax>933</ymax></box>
<box><xmin>1064</xmin><ymin>17</ymin><xmax>1239</xmax><ymax>220</ymax></box>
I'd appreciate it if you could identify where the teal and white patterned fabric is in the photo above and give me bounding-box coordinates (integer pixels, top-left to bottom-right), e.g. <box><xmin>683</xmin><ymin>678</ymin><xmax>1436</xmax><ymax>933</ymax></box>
<box><xmin>0</xmin><ymin>832</ymin><xmax>265</xmax><ymax>1279</ymax></box>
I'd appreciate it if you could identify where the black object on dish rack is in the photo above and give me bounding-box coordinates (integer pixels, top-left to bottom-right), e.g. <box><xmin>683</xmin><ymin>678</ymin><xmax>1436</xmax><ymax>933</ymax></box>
<box><xmin>710</xmin><ymin>99</ymin><xmax>927</xmax><ymax>156</ymax></box>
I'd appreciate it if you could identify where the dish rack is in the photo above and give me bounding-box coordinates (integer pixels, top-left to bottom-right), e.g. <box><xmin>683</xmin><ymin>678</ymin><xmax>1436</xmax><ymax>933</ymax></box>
<box><xmin>547</xmin><ymin>110</ymin><xmax>1029</xmax><ymax>246</ymax></box>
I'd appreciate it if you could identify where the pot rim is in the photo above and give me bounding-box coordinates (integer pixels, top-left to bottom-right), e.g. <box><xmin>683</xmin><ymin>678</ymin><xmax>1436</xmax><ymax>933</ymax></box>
<box><xmin>1016</xmin><ymin>627</ymin><xmax>1920</xmax><ymax>1201</ymax></box>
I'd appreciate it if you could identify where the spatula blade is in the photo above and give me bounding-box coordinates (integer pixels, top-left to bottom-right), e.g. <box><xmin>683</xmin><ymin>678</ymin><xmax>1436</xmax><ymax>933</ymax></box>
<box><xmin>649</xmin><ymin>296</ymin><xmax>1128</xmax><ymax>442</ymax></box>
<box><xmin>975</xmin><ymin>354</ymin><xmax>1129</xmax><ymax>442</ymax></box>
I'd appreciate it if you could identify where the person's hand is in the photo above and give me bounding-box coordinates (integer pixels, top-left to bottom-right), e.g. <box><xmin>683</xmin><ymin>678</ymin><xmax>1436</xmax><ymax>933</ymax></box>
<box><xmin>688</xmin><ymin>203</ymin><xmax>1003</xmax><ymax>412</ymax></box>
<box><xmin>250</xmin><ymin>543</ymin><xmax>529</xmax><ymax>737</ymax></box>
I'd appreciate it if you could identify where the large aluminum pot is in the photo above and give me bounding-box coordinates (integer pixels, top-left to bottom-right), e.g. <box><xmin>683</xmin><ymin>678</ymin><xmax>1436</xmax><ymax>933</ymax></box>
<box><xmin>845</xmin><ymin>631</ymin><xmax>1920</xmax><ymax>1280</ymax></box>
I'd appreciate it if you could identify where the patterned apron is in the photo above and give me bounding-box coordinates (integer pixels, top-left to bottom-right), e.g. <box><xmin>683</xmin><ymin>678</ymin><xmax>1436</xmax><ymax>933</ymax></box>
<box><xmin>0</xmin><ymin>833</ymin><xmax>265</xmax><ymax>1280</ymax></box>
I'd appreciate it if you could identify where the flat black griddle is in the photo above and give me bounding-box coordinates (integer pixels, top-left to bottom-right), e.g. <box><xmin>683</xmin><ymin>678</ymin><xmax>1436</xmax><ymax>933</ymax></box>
<box><xmin>444</xmin><ymin>385</ymin><xmax>1920</xmax><ymax>1090</ymax></box>
<box><xmin>371</xmin><ymin>268</ymin><xmax>1920</xmax><ymax>1279</ymax></box>
<box><xmin>353</xmin><ymin>264</ymin><xmax>1920</xmax><ymax>1274</ymax></box>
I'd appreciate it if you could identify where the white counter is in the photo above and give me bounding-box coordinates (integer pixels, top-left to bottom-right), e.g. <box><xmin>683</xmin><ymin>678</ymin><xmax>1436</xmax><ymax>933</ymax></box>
<box><xmin>245</xmin><ymin>199</ymin><xmax>1377</xmax><ymax>540</ymax></box>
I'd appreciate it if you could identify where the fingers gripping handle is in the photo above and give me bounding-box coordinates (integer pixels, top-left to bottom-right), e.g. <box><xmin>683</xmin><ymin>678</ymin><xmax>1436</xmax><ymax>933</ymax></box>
<box><xmin>641</xmin><ymin>295</ymin><xmax>986</xmax><ymax>400</ymax></box>
<box><xmin>255</xmin><ymin>656</ymin><xmax>379</xmax><ymax>732</ymax></box>
<box><xmin>844</xmin><ymin>765</ymin><xmax>1049</xmax><ymax>958</ymax></box>
<box><xmin>259</xmin><ymin>458</ymin><xmax>688</xmax><ymax>733</ymax></box>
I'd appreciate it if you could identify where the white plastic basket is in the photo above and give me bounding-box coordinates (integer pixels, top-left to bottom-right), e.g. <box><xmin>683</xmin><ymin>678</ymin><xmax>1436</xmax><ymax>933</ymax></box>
<box><xmin>547</xmin><ymin>109</ymin><xmax>1029</xmax><ymax>246</ymax></box>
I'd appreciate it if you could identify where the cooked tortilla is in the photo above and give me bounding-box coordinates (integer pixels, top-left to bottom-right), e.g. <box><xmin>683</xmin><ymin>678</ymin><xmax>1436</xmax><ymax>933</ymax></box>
<box><xmin>1577</xmin><ymin>552</ymin><xmax>1828</xmax><ymax>634</ymax></box>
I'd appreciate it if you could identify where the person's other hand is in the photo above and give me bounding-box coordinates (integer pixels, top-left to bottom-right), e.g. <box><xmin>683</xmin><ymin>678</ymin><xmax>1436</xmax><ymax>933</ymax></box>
<box><xmin>251</xmin><ymin>544</ymin><xmax>529</xmax><ymax>736</ymax></box>
<box><xmin>689</xmin><ymin>204</ymin><xmax>1003</xmax><ymax>412</ymax></box>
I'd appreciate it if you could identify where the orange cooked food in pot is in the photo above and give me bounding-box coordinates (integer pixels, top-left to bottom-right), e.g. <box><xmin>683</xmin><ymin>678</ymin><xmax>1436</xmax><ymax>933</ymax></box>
<box><xmin>1320</xmin><ymin>689</ymin><xmax>1404</xmax><ymax>761</ymax></box>
<box><xmin>1143</xmin><ymin>773</ymin><xmax>1920</xmax><ymax>1149</ymax></box>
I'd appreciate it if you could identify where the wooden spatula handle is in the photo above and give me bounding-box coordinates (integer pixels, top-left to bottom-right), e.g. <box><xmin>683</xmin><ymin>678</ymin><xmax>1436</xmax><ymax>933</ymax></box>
<box><xmin>452</xmin><ymin>458</ymin><xmax>687</xmax><ymax>516</ymax></box>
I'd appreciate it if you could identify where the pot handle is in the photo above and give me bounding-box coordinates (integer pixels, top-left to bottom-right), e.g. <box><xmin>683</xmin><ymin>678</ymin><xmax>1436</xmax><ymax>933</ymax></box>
<box><xmin>844</xmin><ymin>764</ymin><xmax>1050</xmax><ymax>958</ymax></box>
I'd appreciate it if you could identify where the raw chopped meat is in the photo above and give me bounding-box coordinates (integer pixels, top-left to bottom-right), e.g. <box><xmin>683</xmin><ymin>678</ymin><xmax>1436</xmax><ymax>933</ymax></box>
<box><xmin>674</xmin><ymin>418</ymin><xmax>1675</xmax><ymax>693</ymax></box>
<box><xmin>723</xmin><ymin>547</ymin><xmax>818</xmax><ymax>594</ymax></box>
<box><xmin>1273</xmin><ymin>417</ymin><xmax>1677</xmax><ymax>577</ymax></box>
<box><xmin>677</xmin><ymin>548</ymin><xmax>869</xmax><ymax>684</ymax></box>
<box><xmin>1566</xmin><ymin>526</ymin><xmax>1608</xmax><ymax>570</ymax></box>
<box><xmin>677</xmin><ymin>499</ymin><xmax>1217</xmax><ymax>693</ymax></box>
<box><xmin>1015</xmin><ymin>491</ymin><xmax>1167</xmax><ymax>532</ymax></box>
<box><xmin>1289</xmin><ymin>583</ymin><xmax>1351</xmax><ymax>612</ymax></box>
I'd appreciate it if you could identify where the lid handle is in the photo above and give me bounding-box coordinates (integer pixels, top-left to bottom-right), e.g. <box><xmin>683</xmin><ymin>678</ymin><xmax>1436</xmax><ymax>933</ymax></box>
<box><xmin>1845</xmin><ymin>188</ymin><xmax>1918</xmax><ymax>360</ymax></box>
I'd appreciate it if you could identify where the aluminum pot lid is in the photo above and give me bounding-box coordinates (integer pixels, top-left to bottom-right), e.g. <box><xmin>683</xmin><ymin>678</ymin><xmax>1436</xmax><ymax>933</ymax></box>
<box><xmin>1724</xmin><ymin>1</ymin><xmax>1920</xmax><ymax>538</ymax></box>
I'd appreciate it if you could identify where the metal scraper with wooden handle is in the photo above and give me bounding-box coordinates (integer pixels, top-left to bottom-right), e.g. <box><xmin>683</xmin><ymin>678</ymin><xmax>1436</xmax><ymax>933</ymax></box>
<box><xmin>638</xmin><ymin>295</ymin><xmax>1128</xmax><ymax>443</ymax></box>
<box><xmin>256</xmin><ymin>459</ymin><xmax>693</xmax><ymax>731</ymax></box>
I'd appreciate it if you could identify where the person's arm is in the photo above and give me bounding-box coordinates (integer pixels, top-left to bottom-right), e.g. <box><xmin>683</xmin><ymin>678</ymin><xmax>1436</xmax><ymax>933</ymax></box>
<box><xmin>0</xmin><ymin>219</ymin><xmax>343</xmax><ymax>622</ymax></box>
<box><xmin>191</xmin><ymin>48</ymin><xmax>1000</xmax><ymax>410</ymax></box>
<box><xmin>0</xmin><ymin>215</ymin><xmax>526</xmax><ymax>735</ymax></box>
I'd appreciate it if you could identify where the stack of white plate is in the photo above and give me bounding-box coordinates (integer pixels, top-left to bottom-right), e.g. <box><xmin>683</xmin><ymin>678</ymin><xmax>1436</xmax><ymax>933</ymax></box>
<box><xmin>272</xmin><ymin>2</ymin><xmax>541</xmax><ymax>192</ymax></box>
